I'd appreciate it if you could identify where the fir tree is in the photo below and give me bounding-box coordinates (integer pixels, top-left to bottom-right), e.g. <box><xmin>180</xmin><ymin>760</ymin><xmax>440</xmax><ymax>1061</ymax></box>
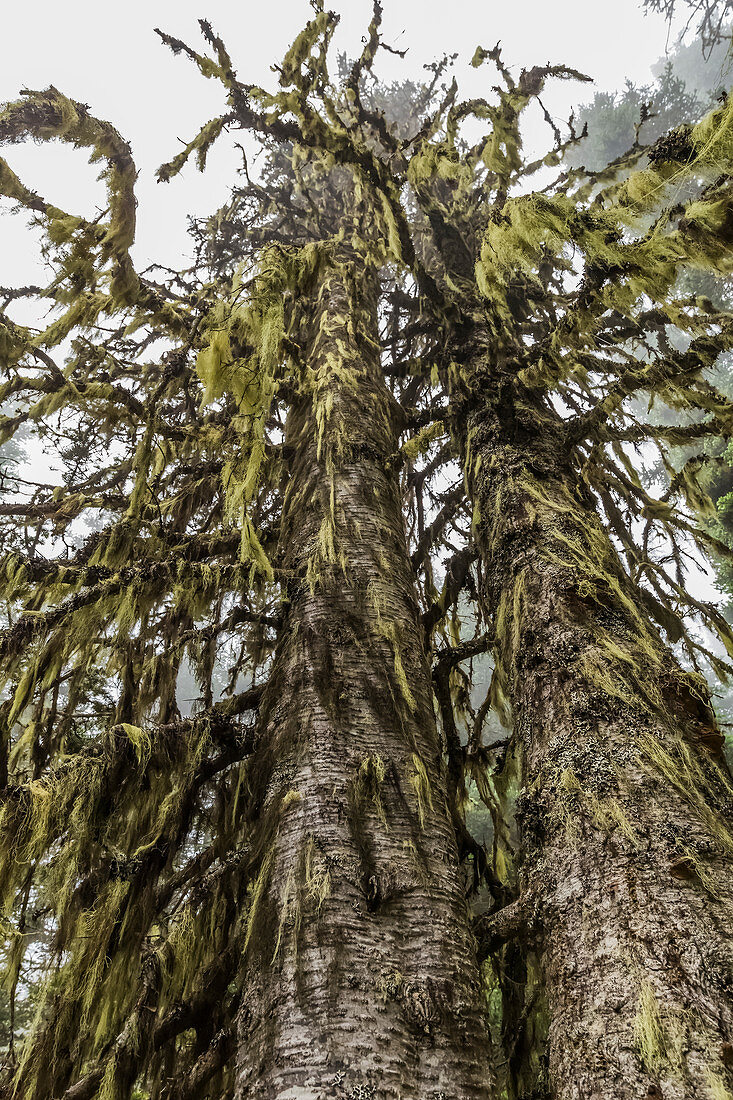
<box><xmin>1</xmin><ymin>5</ymin><xmax>733</xmax><ymax>1098</ymax></box>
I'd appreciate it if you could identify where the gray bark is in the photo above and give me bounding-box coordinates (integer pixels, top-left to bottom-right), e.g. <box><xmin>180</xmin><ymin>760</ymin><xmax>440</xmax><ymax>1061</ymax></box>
<box><xmin>234</xmin><ymin>260</ymin><xmax>492</xmax><ymax>1100</ymax></box>
<box><xmin>462</xmin><ymin>384</ymin><xmax>733</xmax><ymax>1100</ymax></box>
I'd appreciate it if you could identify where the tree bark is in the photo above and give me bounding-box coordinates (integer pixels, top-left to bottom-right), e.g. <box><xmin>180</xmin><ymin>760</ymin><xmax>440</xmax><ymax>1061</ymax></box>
<box><xmin>456</xmin><ymin>375</ymin><xmax>733</xmax><ymax>1100</ymax></box>
<box><xmin>234</xmin><ymin>259</ymin><xmax>492</xmax><ymax>1100</ymax></box>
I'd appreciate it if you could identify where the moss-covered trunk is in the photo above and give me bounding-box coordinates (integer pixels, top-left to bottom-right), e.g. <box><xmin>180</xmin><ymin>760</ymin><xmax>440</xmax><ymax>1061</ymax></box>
<box><xmin>234</xmin><ymin>260</ymin><xmax>492</xmax><ymax>1100</ymax></box>
<box><xmin>459</xmin><ymin>380</ymin><xmax>733</xmax><ymax>1099</ymax></box>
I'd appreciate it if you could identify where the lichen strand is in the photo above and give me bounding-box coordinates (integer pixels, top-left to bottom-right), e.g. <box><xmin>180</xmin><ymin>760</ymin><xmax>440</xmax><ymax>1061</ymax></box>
<box><xmin>0</xmin><ymin>87</ymin><xmax>139</xmax><ymax>310</ymax></box>
<box><xmin>233</xmin><ymin>256</ymin><xmax>491</xmax><ymax>1100</ymax></box>
<box><xmin>462</xmin><ymin>390</ymin><xmax>733</xmax><ymax>1099</ymax></box>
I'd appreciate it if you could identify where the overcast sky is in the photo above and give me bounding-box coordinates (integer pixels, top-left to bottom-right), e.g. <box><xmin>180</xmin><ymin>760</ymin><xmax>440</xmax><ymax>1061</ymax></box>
<box><xmin>0</xmin><ymin>0</ymin><xmax>690</xmax><ymax>287</ymax></box>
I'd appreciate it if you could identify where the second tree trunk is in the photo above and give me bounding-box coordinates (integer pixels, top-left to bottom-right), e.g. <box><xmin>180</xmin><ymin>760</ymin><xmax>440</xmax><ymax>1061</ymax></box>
<box><xmin>460</xmin><ymin>378</ymin><xmax>733</xmax><ymax>1100</ymax></box>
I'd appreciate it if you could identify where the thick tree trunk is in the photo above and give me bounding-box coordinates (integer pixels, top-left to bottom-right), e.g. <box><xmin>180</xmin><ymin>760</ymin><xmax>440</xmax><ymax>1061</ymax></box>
<box><xmin>234</xmin><ymin>260</ymin><xmax>492</xmax><ymax>1100</ymax></box>
<box><xmin>459</xmin><ymin>380</ymin><xmax>733</xmax><ymax>1100</ymax></box>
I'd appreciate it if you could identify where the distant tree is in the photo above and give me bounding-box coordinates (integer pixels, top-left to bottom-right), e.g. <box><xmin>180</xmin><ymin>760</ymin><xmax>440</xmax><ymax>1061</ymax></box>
<box><xmin>564</xmin><ymin>63</ymin><xmax>706</xmax><ymax>170</ymax></box>
<box><xmin>650</xmin><ymin>27</ymin><xmax>732</xmax><ymax>95</ymax></box>
<box><xmin>565</xmin><ymin>29</ymin><xmax>729</xmax><ymax>172</ymax></box>
<box><xmin>643</xmin><ymin>0</ymin><xmax>733</xmax><ymax>55</ymax></box>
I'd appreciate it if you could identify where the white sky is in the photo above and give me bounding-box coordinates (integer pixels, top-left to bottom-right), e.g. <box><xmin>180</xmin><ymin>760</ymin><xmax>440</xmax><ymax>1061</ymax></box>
<box><xmin>0</xmin><ymin>0</ymin><xmax>689</xmax><ymax>284</ymax></box>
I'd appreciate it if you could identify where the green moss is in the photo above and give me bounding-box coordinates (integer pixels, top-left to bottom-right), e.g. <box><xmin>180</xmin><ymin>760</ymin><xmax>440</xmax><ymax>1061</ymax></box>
<box><xmin>367</xmin><ymin>584</ymin><xmax>418</xmax><ymax>714</ymax></box>
<box><xmin>591</xmin><ymin>795</ymin><xmax>639</xmax><ymax>847</ymax></box>
<box><xmin>303</xmin><ymin>834</ymin><xmax>331</xmax><ymax>911</ymax></box>
<box><xmin>281</xmin><ymin>788</ymin><xmax>302</xmax><ymax>813</ymax></box>
<box><xmin>637</xmin><ymin>730</ymin><xmax>733</xmax><ymax>855</ymax></box>
<box><xmin>634</xmin><ymin>980</ymin><xmax>688</xmax><ymax>1076</ymax></box>
<box><xmin>352</xmin><ymin>753</ymin><xmax>388</xmax><ymax>827</ymax></box>
<box><xmin>271</xmin><ymin>868</ymin><xmax>297</xmax><ymax>963</ymax></box>
<box><xmin>409</xmin><ymin>753</ymin><xmax>434</xmax><ymax>829</ymax></box>
<box><xmin>490</xmin><ymin>567</ymin><xmax>527</xmax><ymax>727</ymax></box>
<box><xmin>376</xmin><ymin>968</ymin><xmax>404</xmax><ymax>1003</ymax></box>
<box><xmin>554</xmin><ymin>768</ymin><xmax>584</xmax><ymax>843</ymax></box>
<box><xmin>243</xmin><ymin>847</ymin><xmax>276</xmax><ymax>958</ymax></box>
<box><xmin>401</xmin><ymin>421</ymin><xmax>445</xmax><ymax>463</ymax></box>
<box><xmin>118</xmin><ymin>723</ymin><xmax>151</xmax><ymax>768</ymax></box>
<box><xmin>635</xmin><ymin>981</ymin><xmax>670</xmax><ymax>1074</ymax></box>
<box><xmin>707</xmin><ymin>1072</ymin><xmax>733</xmax><ymax>1100</ymax></box>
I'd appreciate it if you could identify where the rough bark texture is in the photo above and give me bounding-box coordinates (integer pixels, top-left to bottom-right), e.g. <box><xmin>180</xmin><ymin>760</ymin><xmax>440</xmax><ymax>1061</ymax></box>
<box><xmin>459</xmin><ymin>373</ymin><xmax>733</xmax><ymax>1100</ymax></box>
<box><xmin>233</xmin><ymin>262</ymin><xmax>492</xmax><ymax>1100</ymax></box>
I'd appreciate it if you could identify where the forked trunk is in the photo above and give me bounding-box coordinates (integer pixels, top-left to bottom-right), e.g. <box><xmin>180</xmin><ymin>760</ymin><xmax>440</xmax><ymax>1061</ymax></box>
<box><xmin>234</xmin><ymin>260</ymin><xmax>492</xmax><ymax>1100</ymax></box>
<box><xmin>461</xmin><ymin>384</ymin><xmax>733</xmax><ymax>1100</ymax></box>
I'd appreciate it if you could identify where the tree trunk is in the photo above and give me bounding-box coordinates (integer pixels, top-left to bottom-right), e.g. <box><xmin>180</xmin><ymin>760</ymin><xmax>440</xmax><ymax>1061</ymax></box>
<box><xmin>234</xmin><ymin>259</ymin><xmax>492</xmax><ymax>1100</ymax></box>
<box><xmin>458</xmin><ymin>377</ymin><xmax>733</xmax><ymax>1100</ymax></box>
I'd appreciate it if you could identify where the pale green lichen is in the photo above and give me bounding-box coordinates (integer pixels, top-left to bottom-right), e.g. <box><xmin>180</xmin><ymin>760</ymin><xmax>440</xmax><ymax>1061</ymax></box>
<box><xmin>409</xmin><ymin>753</ymin><xmax>434</xmax><ymax>829</ymax></box>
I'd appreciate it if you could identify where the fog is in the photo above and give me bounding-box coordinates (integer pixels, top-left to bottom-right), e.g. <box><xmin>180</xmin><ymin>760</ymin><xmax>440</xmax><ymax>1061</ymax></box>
<box><xmin>1</xmin><ymin>0</ymin><xmax>689</xmax><ymax>286</ymax></box>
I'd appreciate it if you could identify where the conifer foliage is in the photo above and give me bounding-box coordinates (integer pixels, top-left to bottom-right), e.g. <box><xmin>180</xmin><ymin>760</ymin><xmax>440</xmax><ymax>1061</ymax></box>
<box><xmin>0</xmin><ymin>3</ymin><xmax>732</xmax><ymax>1097</ymax></box>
